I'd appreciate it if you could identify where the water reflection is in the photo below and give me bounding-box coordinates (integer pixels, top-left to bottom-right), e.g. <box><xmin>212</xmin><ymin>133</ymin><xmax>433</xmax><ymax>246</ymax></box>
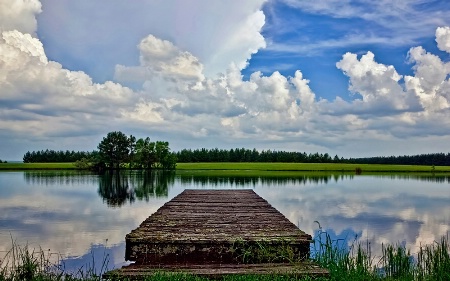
<box><xmin>177</xmin><ymin>173</ymin><xmax>450</xmax><ymax>186</ymax></box>
<box><xmin>253</xmin><ymin>175</ymin><xmax>450</xmax><ymax>259</ymax></box>
<box><xmin>177</xmin><ymin>173</ymin><xmax>355</xmax><ymax>187</ymax></box>
<box><xmin>98</xmin><ymin>171</ymin><xmax>175</xmax><ymax>207</ymax></box>
<box><xmin>1</xmin><ymin>171</ymin><xmax>449</xmax><ymax>274</ymax></box>
<box><xmin>24</xmin><ymin>170</ymin><xmax>98</xmax><ymax>185</ymax></box>
<box><xmin>377</xmin><ymin>174</ymin><xmax>450</xmax><ymax>183</ymax></box>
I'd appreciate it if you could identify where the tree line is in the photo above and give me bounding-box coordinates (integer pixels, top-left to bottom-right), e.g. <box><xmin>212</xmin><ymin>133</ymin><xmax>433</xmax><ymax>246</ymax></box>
<box><xmin>23</xmin><ymin>150</ymin><xmax>98</xmax><ymax>163</ymax></box>
<box><xmin>23</xmin><ymin>131</ymin><xmax>177</xmax><ymax>171</ymax></box>
<box><xmin>177</xmin><ymin>149</ymin><xmax>450</xmax><ymax>165</ymax></box>
<box><xmin>347</xmin><ymin>153</ymin><xmax>450</xmax><ymax>166</ymax></box>
<box><xmin>175</xmin><ymin>148</ymin><xmax>342</xmax><ymax>163</ymax></box>
<box><xmin>21</xmin><ymin>134</ymin><xmax>450</xmax><ymax>166</ymax></box>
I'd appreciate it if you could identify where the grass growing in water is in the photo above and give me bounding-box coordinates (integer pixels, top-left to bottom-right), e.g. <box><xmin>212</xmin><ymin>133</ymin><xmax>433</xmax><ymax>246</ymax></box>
<box><xmin>1</xmin><ymin>233</ymin><xmax>449</xmax><ymax>280</ymax></box>
<box><xmin>0</xmin><ymin>240</ymin><xmax>109</xmax><ymax>281</ymax></box>
<box><xmin>312</xmin><ymin>225</ymin><xmax>450</xmax><ymax>281</ymax></box>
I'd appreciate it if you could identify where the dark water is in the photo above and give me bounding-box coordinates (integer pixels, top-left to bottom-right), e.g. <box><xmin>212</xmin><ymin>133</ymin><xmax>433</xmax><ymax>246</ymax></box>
<box><xmin>0</xmin><ymin>171</ymin><xmax>449</xmax><ymax>273</ymax></box>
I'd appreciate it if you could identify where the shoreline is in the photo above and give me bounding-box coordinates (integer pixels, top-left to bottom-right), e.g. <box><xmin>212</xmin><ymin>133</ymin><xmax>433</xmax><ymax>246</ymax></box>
<box><xmin>1</xmin><ymin>162</ymin><xmax>449</xmax><ymax>174</ymax></box>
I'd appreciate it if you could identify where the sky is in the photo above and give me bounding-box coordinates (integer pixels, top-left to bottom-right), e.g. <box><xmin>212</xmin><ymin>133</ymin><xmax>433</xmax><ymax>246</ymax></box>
<box><xmin>1</xmin><ymin>0</ymin><xmax>450</xmax><ymax>160</ymax></box>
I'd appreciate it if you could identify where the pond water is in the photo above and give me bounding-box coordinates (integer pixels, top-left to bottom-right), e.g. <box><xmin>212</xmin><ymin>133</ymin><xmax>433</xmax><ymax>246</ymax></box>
<box><xmin>0</xmin><ymin>171</ymin><xmax>449</xmax><ymax>273</ymax></box>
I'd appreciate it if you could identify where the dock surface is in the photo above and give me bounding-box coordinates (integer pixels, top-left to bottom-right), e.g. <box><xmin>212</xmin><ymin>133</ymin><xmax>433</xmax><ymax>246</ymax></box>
<box><xmin>105</xmin><ymin>189</ymin><xmax>328</xmax><ymax>279</ymax></box>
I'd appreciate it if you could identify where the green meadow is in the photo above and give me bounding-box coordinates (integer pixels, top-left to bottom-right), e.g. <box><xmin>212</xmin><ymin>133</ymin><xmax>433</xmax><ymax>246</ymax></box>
<box><xmin>1</xmin><ymin>162</ymin><xmax>450</xmax><ymax>175</ymax></box>
<box><xmin>0</xmin><ymin>162</ymin><xmax>77</xmax><ymax>170</ymax></box>
<box><xmin>176</xmin><ymin>162</ymin><xmax>450</xmax><ymax>173</ymax></box>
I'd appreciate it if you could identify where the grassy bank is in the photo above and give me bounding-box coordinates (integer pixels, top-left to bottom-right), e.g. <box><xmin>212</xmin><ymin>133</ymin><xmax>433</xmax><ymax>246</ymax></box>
<box><xmin>2</xmin><ymin>162</ymin><xmax>450</xmax><ymax>173</ymax></box>
<box><xmin>176</xmin><ymin>162</ymin><xmax>450</xmax><ymax>173</ymax></box>
<box><xmin>1</xmin><ymin>234</ymin><xmax>449</xmax><ymax>281</ymax></box>
<box><xmin>0</xmin><ymin>162</ymin><xmax>77</xmax><ymax>170</ymax></box>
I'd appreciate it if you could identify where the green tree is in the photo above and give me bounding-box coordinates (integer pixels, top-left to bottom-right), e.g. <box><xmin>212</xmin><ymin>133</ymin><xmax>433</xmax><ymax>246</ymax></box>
<box><xmin>155</xmin><ymin>141</ymin><xmax>170</xmax><ymax>168</ymax></box>
<box><xmin>98</xmin><ymin>131</ymin><xmax>131</xmax><ymax>169</ymax></box>
<box><xmin>128</xmin><ymin>134</ymin><xmax>136</xmax><ymax>168</ymax></box>
<box><xmin>134</xmin><ymin>137</ymin><xmax>156</xmax><ymax>169</ymax></box>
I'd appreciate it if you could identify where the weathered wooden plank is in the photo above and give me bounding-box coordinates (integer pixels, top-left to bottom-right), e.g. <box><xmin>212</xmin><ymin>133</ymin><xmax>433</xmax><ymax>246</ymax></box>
<box><xmin>103</xmin><ymin>262</ymin><xmax>329</xmax><ymax>280</ymax></box>
<box><xmin>104</xmin><ymin>189</ymin><xmax>328</xmax><ymax>279</ymax></box>
<box><xmin>125</xmin><ymin>189</ymin><xmax>311</xmax><ymax>264</ymax></box>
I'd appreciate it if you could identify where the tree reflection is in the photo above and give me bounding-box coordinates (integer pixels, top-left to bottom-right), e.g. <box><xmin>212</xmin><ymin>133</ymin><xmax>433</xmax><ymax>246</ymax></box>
<box><xmin>98</xmin><ymin>172</ymin><xmax>134</xmax><ymax>207</ymax></box>
<box><xmin>23</xmin><ymin>171</ymin><xmax>97</xmax><ymax>185</ymax></box>
<box><xmin>177</xmin><ymin>174</ymin><xmax>354</xmax><ymax>187</ymax></box>
<box><xmin>130</xmin><ymin>171</ymin><xmax>174</xmax><ymax>201</ymax></box>
<box><xmin>176</xmin><ymin>173</ymin><xmax>450</xmax><ymax>187</ymax></box>
<box><xmin>98</xmin><ymin>171</ymin><xmax>175</xmax><ymax>207</ymax></box>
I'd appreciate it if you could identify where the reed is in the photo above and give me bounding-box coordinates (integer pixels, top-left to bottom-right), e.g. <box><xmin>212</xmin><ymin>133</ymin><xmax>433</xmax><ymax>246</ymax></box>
<box><xmin>1</xmin><ymin>233</ymin><xmax>449</xmax><ymax>280</ymax></box>
<box><xmin>311</xmin><ymin>226</ymin><xmax>450</xmax><ymax>281</ymax></box>
<box><xmin>0</xmin><ymin>240</ymin><xmax>108</xmax><ymax>281</ymax></box>
<box><xmin>416</xmin><ymin>235</ymin><xmax>450</xmax><ymax>281</ymax></box>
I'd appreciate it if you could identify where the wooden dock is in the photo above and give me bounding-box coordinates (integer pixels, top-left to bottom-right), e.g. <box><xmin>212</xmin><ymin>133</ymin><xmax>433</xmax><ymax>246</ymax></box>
<box><xmin>104</xmin><ymin>189</ymin><xmax>328</xmax><ymax>279</ymax></box>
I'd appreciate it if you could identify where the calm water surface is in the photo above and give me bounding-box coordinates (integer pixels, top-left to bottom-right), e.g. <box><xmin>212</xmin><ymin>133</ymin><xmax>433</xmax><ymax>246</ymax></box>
<box><xmin>0</xmin><ymin>171</ymin><xmax>449</xmax><ymax>272</ymax></box>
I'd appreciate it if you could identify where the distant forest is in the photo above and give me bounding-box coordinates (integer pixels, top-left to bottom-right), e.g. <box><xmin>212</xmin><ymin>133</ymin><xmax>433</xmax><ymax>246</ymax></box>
<box><xmin>22</xmin><ymin>148</ymin><xmax>450</xmax><ymax>166</ymax></box>
<box><xmin>175</xmin><ymin>148</ymin><xmax>338</xmax><ymax>163</ymax></box>
<box><xmin>23</xmin><ymin>150</ymin><xmax>98</xmax><ymax>163</ymax></box>
<box><xmin>347</xmin><ymin>153</ymin><xmax>450</xmax><ymax>166</ymax></box>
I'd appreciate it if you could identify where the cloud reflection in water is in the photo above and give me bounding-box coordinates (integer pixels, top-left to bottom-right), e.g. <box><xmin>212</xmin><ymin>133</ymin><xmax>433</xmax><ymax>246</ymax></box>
<box><xmin>0</xmin><ymin>171</ymin><xmax>448</xmax><ymax>272</ymax></box>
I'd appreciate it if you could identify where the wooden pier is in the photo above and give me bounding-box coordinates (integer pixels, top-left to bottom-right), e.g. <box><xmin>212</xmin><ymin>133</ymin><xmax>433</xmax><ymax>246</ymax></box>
<box><xmin>104</xmin><ymin>189</ymin><xmax>328</xmax><ymax>279</ymax></box>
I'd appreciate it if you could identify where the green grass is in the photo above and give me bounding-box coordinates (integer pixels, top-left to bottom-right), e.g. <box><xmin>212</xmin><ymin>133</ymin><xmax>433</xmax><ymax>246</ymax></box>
<box><xmin>177</xmin><ymin>162</ymin><xmax>450</xmax><ymax>173</ymax></box>
<box><xmin>0</xmin><ymin>163</ymin><xmax>77</xmax><ymax>170</ymax></box>
<box><xmin>2</xmin><ymin>234</ymin><xmax>449</xmax><ymax>281</ymax></box>
<box><xmin>312</xmin><ymin>229</ymin><xmax>450</xmax><ymax>281</ymax></box>
<box><xmin>2</xmin><ymin>162</ymin><xmax>450</xmax><ymax>174</ymax></box>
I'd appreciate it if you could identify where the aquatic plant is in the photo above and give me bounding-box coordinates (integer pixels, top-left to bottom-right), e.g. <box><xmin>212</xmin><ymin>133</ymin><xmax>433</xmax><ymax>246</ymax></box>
<box><xmin>312</xmin><ymin>225</ymin><xmax>450</xmax><ymax>281</ymax></box>
<box><xmin>1</xmin><ymin>233</ymin><xmax>449</xmax><ymax>280</ymax></box>
<box><xmin>0</xmin><ymin>240</ymin><xmax>109</xmax><ymax>281</ymax></box>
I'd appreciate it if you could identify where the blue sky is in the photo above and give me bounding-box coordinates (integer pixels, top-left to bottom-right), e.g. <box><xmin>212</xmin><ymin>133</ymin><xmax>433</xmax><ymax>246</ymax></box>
<box><xmin>1</xmin><ymin>0</ymin><xmax>450</xmax><ymax>160</ymax></box>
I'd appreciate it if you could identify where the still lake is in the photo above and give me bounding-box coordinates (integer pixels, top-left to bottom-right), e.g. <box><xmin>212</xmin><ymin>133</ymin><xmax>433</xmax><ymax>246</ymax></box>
<box><xmin>0</xmin><ymin>171</ymin><xmax>449</xmax><ymax>273</ymax></box>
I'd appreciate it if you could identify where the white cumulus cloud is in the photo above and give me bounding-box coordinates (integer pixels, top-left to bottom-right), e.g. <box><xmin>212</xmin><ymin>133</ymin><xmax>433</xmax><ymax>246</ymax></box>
<box><xmin>405</xmin><ymin>46</ymin><xmax>450</xmax><ymax>112</ymax></box>
<box><xmin>0</xmin><ymin>0</ymin><xmax>41</xmax><ymax>35</ymax></box>
<box><xmin>0</xmin><ymin>29</ymin><xmax>139</xmax><ymax>142</ymax></box>
<box><xmin>334</xmin><ymin>51</ymin><xmax>422</xmax><ymax>116</ymax></box>
<box><xmin>435</xmin><ymin>26</ymin><xmax>450</xmax><ymax>53</ymax></box>
<box><xmin>115</xmin><ymin>35</ymin><xmax>205</xmax><ymax>84</ymax></box>
<box><xmin>2</xmin><ymin>0</ymin><xmax>450</xmax><ymax>159</ymax></box>
<box><xmin>38</xmin><ymin>0</ymin><xmax>267</xmax><ymax>78</ymax></box>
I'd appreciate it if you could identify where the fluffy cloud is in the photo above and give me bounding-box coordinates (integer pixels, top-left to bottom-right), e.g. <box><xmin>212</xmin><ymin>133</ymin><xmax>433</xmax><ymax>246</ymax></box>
<box><xmin>405</xmin><ymin>46</ymin><xmax>450</xmax><ymax>112</ymax></box>
<box><xmin>321</xmin><ymin>41</ymin><xmax>450</xmax><ymax>139</ymax></box>
<box><xmin>334</xmin><ymin>51</ymin><xmax>422</xmax><ymax>116</ymax></box>
<box><xmin>2</xmin><ymin>0</ymin><xmax>450</xmax><ymax>159</ymax></box>
<box><xmin>436</xmin><ymin>26</ymin><xmax>450</xmax><ymax>53</ymax></box>
<box><xmin>4</xmin><ymin>25</ymin><xmax>450</xmax><ymax>157</ymax></box>
<box><xmin>0</xmin><ymin>29</ymin><xmax>138</xmax><ymax>141</ymax></box>
<box><xmin>115</xmin><ymin>37</ymin><xmax>318</xmax><ymax>140</ymax></box>
<box><xmin>115</xmin><ymin>35</ymin><xmax>205</xmax><ymax>85</ymax></box>
<box><xmin>38</xmin><ymin>0</ymin><xmax>266</xmax><ymax>78</ymax></box>
<box><xmin>0</xmin><ymin>0</ymin><xmax>41</xmax><ymax>35</ymax></box>
<box><xmin>118</xmin><ymin>31</ymin><xmax>449</xmax><ymax>148</ymax></box>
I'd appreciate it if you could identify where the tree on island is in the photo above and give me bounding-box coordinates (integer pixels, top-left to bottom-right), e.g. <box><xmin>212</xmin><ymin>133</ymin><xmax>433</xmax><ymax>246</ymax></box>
<box><xmin>155</xmin><ymin>141</ymin><xmax>177</xmax><ymax>170</ymax></box>
<box><xmin>96</xmin><ymin>131</ymin><xmax>177</xmax><ymax>170</ymax></box>
<box><xmin>134</xmin><ymin>137</ymin><xmax>156</xmax><ymax>169</ymax></box>
<box><xmin>98</xmin><ymin>131</ymin><xmax>131</xmax><ymax>170</ymax></box>
<box><xmin>132</xmin><ymin>138</ymin><xmax>177</xmax><ymax>170</ymax></box>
